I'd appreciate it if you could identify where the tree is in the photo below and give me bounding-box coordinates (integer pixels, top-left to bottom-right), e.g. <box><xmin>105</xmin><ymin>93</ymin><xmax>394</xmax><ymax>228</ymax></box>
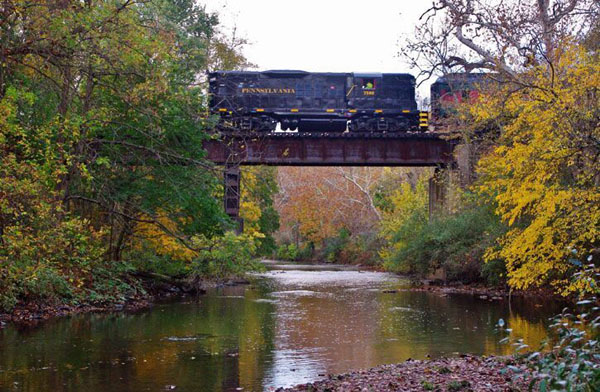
<box><xmin>0</xmin><ymin>0</ymin><xmax>255</xmax><ymax>309</ymax></box>
<box><xmin>475</xmin><ymin>43</ymin><xmax>600</xmax><ymax>293</ymax></box>
<box><xmin>401</xmin><ymin>0</ymin><xmax>600</xmax><ymax>294</ymax></box>
<box><xmin>240</xmin><ymin>166</ymin><xmax>280</xmax><ymax>255</ymax></box>
<box><xmin>402</xmin><ymin>0</ymin><xmax>599</xmax><ymax>80</ymax></box>
<box><xmin>276</xmin><ymin>167</ymin><xmax>387</xmax><ymax>246</ymax></box>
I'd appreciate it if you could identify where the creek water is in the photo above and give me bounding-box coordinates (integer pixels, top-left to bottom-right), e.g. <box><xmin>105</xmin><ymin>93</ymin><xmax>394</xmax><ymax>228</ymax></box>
<box><xmin>0</xmin><ymin>261</ymin><xmax>563</xmax><ymax>392</ymax></box>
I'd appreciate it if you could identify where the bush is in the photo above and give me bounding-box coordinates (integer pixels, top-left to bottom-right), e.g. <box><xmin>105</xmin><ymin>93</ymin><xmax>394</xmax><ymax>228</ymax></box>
<box><xmin>279</xmin><ymin>229</ymin><xmax>380</xmax><ymax>265</ymax></box>
<box><xmin>127</xmin><ymin>245</ymin><xmax>188</xmax><ymax>278</ymax></box>
<box><xmin>275</xmin><ymin>243</ymin><xmax>299</xmax><ymax>261</ymax></box>
<box><xmin>190</xmin><ymin>232</ymin><xmax>264</xmax><ymax>279</ymax></box>
<box><xmin>502</xmin><ymin>301</ymin><xmax>600</xmax><ymax>391</ymax></box>
<box><xmin>334</xmin><ymin>232</ymin><xmax>380</xmax><ymax>265</ymax></box>
<box><xmin>296</xmin><ymin>242</ymin><xmax>314</xmax><ymax>261</ymax></box>
<box><xmin>323</xmin><ymin>228</ymin><xmax>350</xmax><ymax>263</ymax></box>
<box><xmin>502</xmin><ymin>261</ymin><xmax>600</xmax><ymax>391</ymax></box>
<box><xmin>383</xmin><ymin>198</ymin><xmax>507</xmax><ymax>285</ymax></box>
<box><xmin>0</xmin><ymin>210</ymin><xmax>140</xmax><ymax>311</ymax></box>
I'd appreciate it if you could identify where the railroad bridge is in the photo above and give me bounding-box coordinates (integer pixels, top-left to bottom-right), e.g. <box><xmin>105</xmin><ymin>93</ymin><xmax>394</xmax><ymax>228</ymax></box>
<box><xmin>203</xmin><ymin>131</ymin><xmax>461</xmax><ymax>230</ymax></box>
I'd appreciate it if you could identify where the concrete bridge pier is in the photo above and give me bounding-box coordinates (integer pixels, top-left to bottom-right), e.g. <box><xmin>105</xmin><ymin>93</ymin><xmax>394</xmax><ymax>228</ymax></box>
<box><xmin>224</xmin><ymin>165</ymin><xmax>244</xmax><ymax>234</ymax></box>
<box><xmin>428</xmin><ymin>166</ymin><xmax>451</xmax><ymax>219</ymax></box>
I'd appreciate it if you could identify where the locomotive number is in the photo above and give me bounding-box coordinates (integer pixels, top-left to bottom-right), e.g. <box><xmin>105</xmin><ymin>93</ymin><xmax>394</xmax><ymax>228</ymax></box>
<box><xmin>363</xmin><ymin>90</ymin><xmax>375</xmax><ymax>96</ymax></box>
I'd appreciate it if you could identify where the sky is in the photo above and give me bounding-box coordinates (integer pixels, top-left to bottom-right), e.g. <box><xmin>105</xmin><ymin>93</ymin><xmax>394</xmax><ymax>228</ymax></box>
<box><xmin>203</xmin><ymin>0</ymin><xmax>433</xmax><ymax>97</ymax></box>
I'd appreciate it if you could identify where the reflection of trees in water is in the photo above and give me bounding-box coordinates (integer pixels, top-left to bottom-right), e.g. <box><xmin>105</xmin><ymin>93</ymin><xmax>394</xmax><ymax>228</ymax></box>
<box><xmin>376</xmin><ymin>292</ymin><xmax>562</xmax><ymax>360</ymax></box>
<box><xmin>238</xmin><ymin>288</ymin><xmax>277</xmax><ymax>391</ymax></box>
<box><xmin>0</xmin><ymin>288</ymin><xmax>278</xmax><ymax>392</ymax></box>
<box><xmin>272</xmin><ymin>286</ymin><xmax>385</xmax><ymax>375</ymax></box>
<box><xmin>486</xmin><ymin>313</ymin><xmax>549</xmax><ymax>357</ymax></box>
<box><xmin>0</xmin><ymin>284</ymin><xmax>564</xmax><ymax>392</ymax></box>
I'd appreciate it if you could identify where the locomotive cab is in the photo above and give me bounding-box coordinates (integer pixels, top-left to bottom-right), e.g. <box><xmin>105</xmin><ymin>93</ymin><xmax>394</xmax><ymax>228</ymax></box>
<box><xmin>346</xmin><ymin>73</ymin><xmax>419</xmax><ymax>132</ymax></box>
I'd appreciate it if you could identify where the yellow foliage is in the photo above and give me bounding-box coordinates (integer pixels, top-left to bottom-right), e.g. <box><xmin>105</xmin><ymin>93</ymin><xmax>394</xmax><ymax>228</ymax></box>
<box><xmin>132</xmin><ymin>167</ymin><xmax>269</xmax><ymax>263</ymax></box>
<box><xmin>240</xmin><ymin>200</ymin><xmax>265</xmax><ymax>239</ymax></box>
<box><xmin>134</xmin><ymin>211</ymin><xmax>197</xmax><ymax>261</ymax></box>
<box><xmin>378</xmin><ymin>177</ymin><xmax>429</xmax><ymax>266</ymax></box>
<box><xmin>474</xmin><ymin>43</ymin><xmax>600</xmax><ymax>294</ymax></box>
<box><xmin>239</xmin><ymin>167</ymin><xmax>266</xmax><ymax>240</ymax></box>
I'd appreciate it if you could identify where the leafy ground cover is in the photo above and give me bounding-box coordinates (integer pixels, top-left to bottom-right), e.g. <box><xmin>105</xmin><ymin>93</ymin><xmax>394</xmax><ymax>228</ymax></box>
<box><xmin>277</xmin><ymin>355</ymin><xmax>529</xmax><ymax>392</ymax></box>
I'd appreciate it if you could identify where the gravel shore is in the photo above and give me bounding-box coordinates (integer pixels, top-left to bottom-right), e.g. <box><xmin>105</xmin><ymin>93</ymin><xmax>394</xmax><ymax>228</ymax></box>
<box><xmin>276</xmin><ymin>355</ymin><xmax>529</xmax><ymax>392</ymax></box>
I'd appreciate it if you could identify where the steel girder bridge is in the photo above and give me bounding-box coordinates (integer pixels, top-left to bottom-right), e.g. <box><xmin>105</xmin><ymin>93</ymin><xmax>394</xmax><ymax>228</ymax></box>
<box><xmin>203</xmin><ymin>131</ymin><xmax>459</xmax><ymax>230</ymax></box>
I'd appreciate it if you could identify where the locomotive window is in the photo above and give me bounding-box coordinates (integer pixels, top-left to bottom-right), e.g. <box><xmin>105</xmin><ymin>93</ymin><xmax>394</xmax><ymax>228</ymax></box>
<box><xmin>362</xmin><ymin>79</ymin><xmax>375</xmax><ymax>89</ymax></box>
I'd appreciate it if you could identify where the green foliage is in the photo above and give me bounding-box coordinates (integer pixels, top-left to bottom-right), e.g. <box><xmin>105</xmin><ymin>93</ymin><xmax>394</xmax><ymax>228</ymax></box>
<box><xmin>323</xmin><ymin>228</ymin><xmax>351</xmax><ymax>263</ymax></box>
<box><xmin>446</xmin><ymin>380</ymin><xmax>470</xmax><ymax>391</ymax></box>
<box><xmin>506</xmin><ymin>309</ymin><xmax>600</xmax><ymax>390</ymax></box>
<box><xmin>383</xmin><ymin>194</ymin><xmax>507</xmax><ymax>285</ymax></box>
<box><xmin>275</xmin><ymin>243</ymin><xmax>299</xmax><ymax>261</ymax></box>
<box><xmin>0</xmin><ymin>209</ymin><xmax>140</xmax><ymax>311</ymax></box>
<box><xmin>296</xmin><ymin>242</ymin><xmax>315</xmax><ymax>261</ymax></box>
<box><xmin>499</xmin><ymin>263</ymin><xmax>600</xmax><ymax>391</ymax></box>
<box><xmin>257</xmin><ymin>205</ymin><xmax>280</xmax><ymax>255</ymax></box>
<box><xmin>321</xmin><ymin>229</ymin><xmax>380</xmax><ymax>265</ymax></box>
<box><xmin>480</xmin><ymin>259</ymin><xmax>508</xmax><ymax>287</ymax></box>
<box><xmin>0</xmin><ymin>0</ymin><xmax>258</xmax><ymax>312</ymax></box>
<box><xmin>241</xmin><ymin>166</ymin><xmax>280</xmax><ymax>256</ymax></box>
<box><xmin>191</xmin><ymin>232</ymin><xmax>264</xmax><ymax>279</ymax></box>
<box><xmin>127</xmin><ymin>247</ymin><xmax>189</xmax><ymax>278</ymax></box>
<box><xmin>378</xmin><ymin>176</ymin><xmax>429</xmax><ymax>267</ymax></box>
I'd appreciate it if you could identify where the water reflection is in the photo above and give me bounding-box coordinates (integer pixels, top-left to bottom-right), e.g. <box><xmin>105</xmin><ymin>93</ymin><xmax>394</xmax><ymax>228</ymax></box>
<box><xmin>0</xmin><ymin>264</ymin><xmax>562</xmax><ymax>391</ymax></box>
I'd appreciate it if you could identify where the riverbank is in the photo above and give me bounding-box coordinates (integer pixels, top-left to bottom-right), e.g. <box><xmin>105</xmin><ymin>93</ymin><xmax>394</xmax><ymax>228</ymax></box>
<box><xmin>0</xmin><ymin>263</ymin><xmax>561</xmax><ymax>391</ymax></box>
<box><xmin>277</xmin><ymin>355</ymin><xmax>529</xmax><ymax>392</ymax></box>
<box><xmin>0</xmin><ymin>275</ymin><xmax>250</xmax><ymax>328</ymax></box>
<box><xmin>1</xmin><ymin>261</ymin><xmax>559</xmax><ymax>329</ymax></box>
<box><xmin>409</xmin><ymin>282</ymin><xmax>557</xmax><ymax>300</ymax></box>
<box><xmin>266</xmin><ymin>260</ymin><xmax>558</xmax><ymax>300</ymax></box>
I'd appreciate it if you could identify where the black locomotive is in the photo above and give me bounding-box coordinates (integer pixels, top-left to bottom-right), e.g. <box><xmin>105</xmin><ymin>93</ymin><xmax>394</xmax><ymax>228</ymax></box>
<box><xmin>209</xmin><ymin>70</ymin><xmax>421</xmax><ymax>133</ymax></box>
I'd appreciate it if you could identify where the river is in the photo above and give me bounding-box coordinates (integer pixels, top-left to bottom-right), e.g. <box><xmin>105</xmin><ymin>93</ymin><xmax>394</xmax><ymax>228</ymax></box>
<box><xmin>0</xmin><ymin>262</ymin><xmax>562</xmax><ymax>391</ymax></box>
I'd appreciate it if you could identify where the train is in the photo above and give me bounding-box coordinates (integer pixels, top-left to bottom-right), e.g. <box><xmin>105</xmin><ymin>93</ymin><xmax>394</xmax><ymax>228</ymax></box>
<box><xmin>208</xmin><ymin>70</ymin><xmax>488</xmax><ymax>133</ymax></box>
<box><xmin>430</xmin><ymin>73</ymin><xmax>490</xmax><ymax>129</ymax></box>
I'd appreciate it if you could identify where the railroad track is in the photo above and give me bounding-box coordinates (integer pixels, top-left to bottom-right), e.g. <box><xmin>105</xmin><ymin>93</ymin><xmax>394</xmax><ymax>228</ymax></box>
<box><xmin>212</xmin><ymin>130</ymin><xmax>458</xmax><ymax>140</ymax></box>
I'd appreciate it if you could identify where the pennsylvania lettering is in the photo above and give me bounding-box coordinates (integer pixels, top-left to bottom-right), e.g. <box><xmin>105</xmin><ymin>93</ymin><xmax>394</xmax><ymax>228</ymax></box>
<box><xmin>241</xmin><ymin>87</ymin><xmax>296</xmax><ymax>94</ymax></box>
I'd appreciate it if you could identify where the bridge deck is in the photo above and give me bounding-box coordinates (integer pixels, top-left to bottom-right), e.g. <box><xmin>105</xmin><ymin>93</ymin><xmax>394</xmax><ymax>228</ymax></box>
<box><xmin>204</xmin><ymin>131</ymin><xmax>457</xmax><ymax>166</ymax></box>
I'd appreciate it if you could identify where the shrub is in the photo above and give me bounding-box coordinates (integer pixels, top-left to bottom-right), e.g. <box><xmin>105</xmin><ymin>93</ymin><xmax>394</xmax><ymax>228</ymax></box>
<box><xmin>191</xmin><ymin>232</ymin><xmax>264</xmax><ymax>279</ymax></box>
<box><xmin>0</xmin><ymin>210</ymin><xmax>139</xmax><ymax>311</ymax></box>
<box><xmin>275</xmin><ymin>243</ymin><xmax>299</xmax><ymax>261</ymax></box>
<box><xmin>502</xmin><ymin>301</ymin><xmax>600</xmax><ymax>391</ymax></box>
<box><xmin>336</xmin><ymin>233</ymin><xmax>380</xmax><ymax>265</ymax></box>
<box><xmin>383</xmin><ymin>197</ymin><xmax>507</xmax><ymax>285</ymax></box>
<box><xmin>323</xmin><ymin>228</ymin><xmax>350</xmax><ymax>263</ymax></box>
<box><xmin>296</xmin><ymin>242</ymin><xmax>314</xmax><ymax>261</ymax></box>
<box><xmin>503</xmin><ymin>262</ymin><xmax>600</xmax><ymax>391</ymax></box>
<box><xmin>127</xmin><ymin>245</ymin><xmax>189</xmax><ymax>278</ymax></box>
